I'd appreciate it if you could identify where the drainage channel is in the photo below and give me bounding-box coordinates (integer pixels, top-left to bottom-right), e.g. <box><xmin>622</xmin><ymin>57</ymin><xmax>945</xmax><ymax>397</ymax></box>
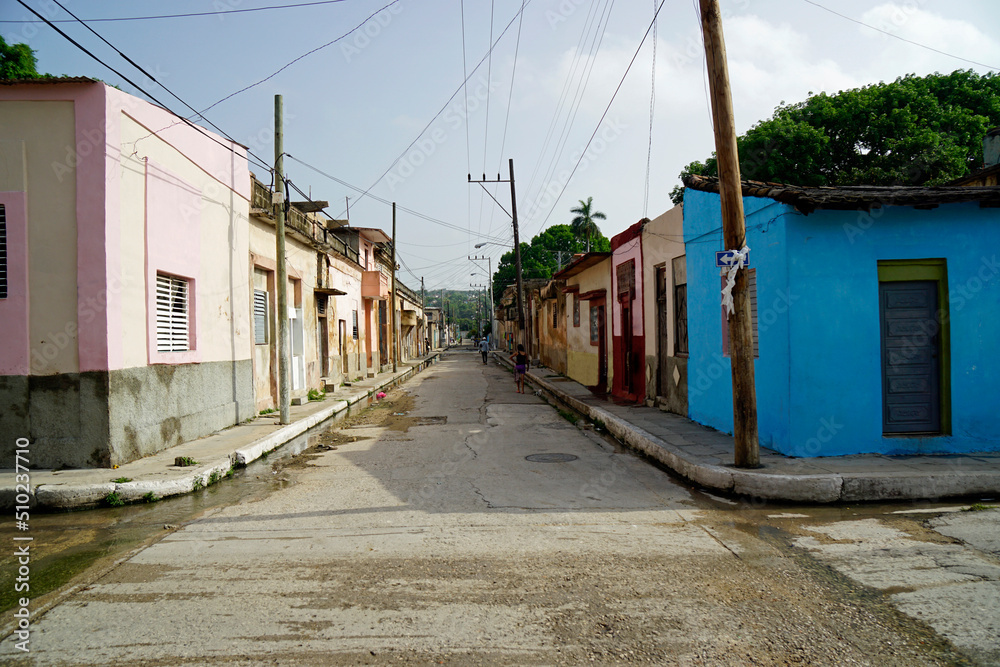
<box><xmin>0</xmin><ymin>406</ymin><xmax>354</xmax><ymax>617</ymax></box>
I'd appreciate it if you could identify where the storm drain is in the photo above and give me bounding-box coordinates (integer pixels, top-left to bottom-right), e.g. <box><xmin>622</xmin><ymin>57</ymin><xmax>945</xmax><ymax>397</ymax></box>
<box><xmin>416</xmin><ymin>416</ymin><xmax>447</xmax><ymax>425</ymax></box>
<box><xmin>525</xmin><ymin>453</ymin><xmax>579</xmax><ymax>463</ymax></box>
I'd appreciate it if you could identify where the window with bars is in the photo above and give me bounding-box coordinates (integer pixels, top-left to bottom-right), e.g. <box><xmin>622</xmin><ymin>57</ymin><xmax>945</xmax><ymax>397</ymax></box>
<box><xmin>573</xmin><ymin>294</ymin><xmax>580</xmax><ymax>327</ymax></box>
<box><xmin>156</xmin><ymin>273</ymin><xmax>190</xmax><ymax>352</ymax></box>
<box><xmin>552</xmin><ymin>302</ymin><xmax>558</xmax><ymax>329</ymax></box>
<box><xmin>0</xmin><ymin>204</ymin><xmax>6</xmax><ymax>299</ymax></box>
<box><xmin>352</xmin><ymin>309</ymin><xmax>359</xmax><ymax>339</ymax></box>
<box><xmin>253</xmin><ymin>289</ymin><xmax>269</xmax><ymax>345</ymax></box>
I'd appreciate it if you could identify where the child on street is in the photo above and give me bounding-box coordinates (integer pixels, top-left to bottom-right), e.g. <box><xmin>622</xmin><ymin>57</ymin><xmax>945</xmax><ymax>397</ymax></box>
<box><xmin>509</xmin><ymin>344</ymin><xmax>529</xmax><ymax>394</ymax></box>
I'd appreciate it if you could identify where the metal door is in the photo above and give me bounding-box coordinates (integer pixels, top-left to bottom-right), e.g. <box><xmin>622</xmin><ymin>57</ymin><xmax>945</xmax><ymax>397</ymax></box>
<box><xmin>879</xmin><ymin>281</ymin><xmax>941</xmax><ymax>434</ymax></box>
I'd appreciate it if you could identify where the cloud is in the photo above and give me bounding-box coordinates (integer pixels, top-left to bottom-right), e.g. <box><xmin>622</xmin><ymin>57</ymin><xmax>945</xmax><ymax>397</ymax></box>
<box><xmin>858</xmin><ymin>3</ymin><xmax>1000</xmax><ymax>75</ymax></box>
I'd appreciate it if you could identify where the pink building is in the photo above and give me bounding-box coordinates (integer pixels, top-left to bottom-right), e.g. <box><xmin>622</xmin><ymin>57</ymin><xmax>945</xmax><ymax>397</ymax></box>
<box><xmin>0</xmin><ymin>79</ymin><xmax>253</xmax><ymax>468</ymax></box>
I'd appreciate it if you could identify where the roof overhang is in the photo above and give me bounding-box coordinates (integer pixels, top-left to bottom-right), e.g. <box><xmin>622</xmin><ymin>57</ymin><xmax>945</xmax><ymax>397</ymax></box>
<box><xmin>314</xmin><ymin>287</ymin><xmax>347</xmax><ymax>296</ymax></box>
<box><xmin>553</xmin><ymin>252</ymin><xmax>611</xmax><ymax>279</ymax></box>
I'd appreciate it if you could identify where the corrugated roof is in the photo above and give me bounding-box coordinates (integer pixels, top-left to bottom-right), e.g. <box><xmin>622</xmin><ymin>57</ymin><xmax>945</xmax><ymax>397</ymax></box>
<box><xmin>0</xmin><ymin>76</ymin><xmax>98</xmax><ymax>85</ymax></box>
<box><xmin>683</xmin><ymin>175</ymin><xmax>1000</xmax><ymax>214</ymax></box>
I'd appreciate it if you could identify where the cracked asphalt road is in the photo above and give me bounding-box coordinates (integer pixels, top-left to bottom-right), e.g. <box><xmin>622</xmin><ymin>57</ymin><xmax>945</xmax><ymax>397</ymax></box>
<box><xmin>2</xmin><ymin>350</ymin><xmax>998</xmax><ymax>666</ymax></box>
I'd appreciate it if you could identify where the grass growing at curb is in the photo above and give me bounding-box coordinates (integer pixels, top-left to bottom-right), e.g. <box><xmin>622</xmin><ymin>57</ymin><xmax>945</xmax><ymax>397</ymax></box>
<box><xmin>111</xmin><ymin>476</ymin><xmax>132</xmax><ymax>484</ymax></box>
<box><xmin>192</xmin><ymin>477</ymin><xmax>204</xmax><ymax>492</ymax></box>
<box><xmin>175</xmin><ymin>456</ymin><xmax>199</xmax><ymax>467</ymax></box>
<box><xmin>142</xmin><ymin>491</ymin><xmax>158</xmax><ymax>503</ymax></box>
<box><xmin>963</xmin><ymin>503</ymin><xmax>996</xmax><ymax>512</ymax></box>
<box><xmin>103</xmin><ymin>491</ymin><xmax>125</xmax><ymax>507</ymax></box>
<box><xmin>308</xmin><ymin>388</ymin><xmax>326</xmax><ymax>401</ymax></box>
<box><xmin>558</xmin><ymin>409</ymin><xmax>579</xmax><ymax>425</ymax></box>
<box><xmin>259</xmin><ymin>408</ymin><xmax>277</xmax><ymax>415</ymax></box>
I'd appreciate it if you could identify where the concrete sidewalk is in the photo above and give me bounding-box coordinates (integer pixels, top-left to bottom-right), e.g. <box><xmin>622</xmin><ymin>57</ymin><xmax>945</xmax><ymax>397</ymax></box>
<box><xmin>499</xmin><ymin>355</ymin><xmax>1000</xmax><ymax>503</ymax></box>
<box><xmin>1</xmin><ymin>353</ymin><xmax>441</xmax><ymax>511</ymax></box>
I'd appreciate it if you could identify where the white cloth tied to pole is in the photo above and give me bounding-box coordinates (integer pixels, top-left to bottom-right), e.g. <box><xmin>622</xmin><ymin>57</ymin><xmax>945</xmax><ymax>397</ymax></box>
<box><xmin>721</xmin><ymin>246</ymin><xmax>750</xmax><ymax>319</ymax></box>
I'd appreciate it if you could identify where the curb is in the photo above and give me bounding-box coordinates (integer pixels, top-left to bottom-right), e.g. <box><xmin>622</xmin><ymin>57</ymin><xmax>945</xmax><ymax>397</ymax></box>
<box><xmin>3</xmin><ymin>354</ymin><xmax>439</xmax><ymax>511</ymax></box>
<box><xmin>502</xmin><ymin>357</ymin><xmax>1000</xmax><ymax>504</ymax></box>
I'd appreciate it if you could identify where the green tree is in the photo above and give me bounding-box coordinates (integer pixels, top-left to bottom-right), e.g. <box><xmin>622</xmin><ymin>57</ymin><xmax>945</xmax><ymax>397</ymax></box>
<box><xmin>569</xmin><ymin>197</ymin><xmax>606</xmax><ymax>252</ymax></box>
<box><xmin>0</xmin><ymin>36</ymin><xmax>41</xmax><ymax>80</ymax></box>
<box><xmin>491</xmin><ymin>223</ymin><xmax>610</xmax><ymax>303</ymax></box>
<box><xmin>670</xmin><ymin>70</ymin><xmax>1000</xmax><ymax>204</ymax></box>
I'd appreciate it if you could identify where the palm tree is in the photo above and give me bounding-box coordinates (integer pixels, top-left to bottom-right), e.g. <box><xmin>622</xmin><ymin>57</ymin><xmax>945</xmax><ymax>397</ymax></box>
<box><xmin>570</xmin><ymin>197</ymin><xmax>606</xmax><ymax>252</ymax></box>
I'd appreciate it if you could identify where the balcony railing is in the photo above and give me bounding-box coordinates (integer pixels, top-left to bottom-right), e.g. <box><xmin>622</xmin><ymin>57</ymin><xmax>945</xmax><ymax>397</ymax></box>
<box><xmin>251</xmin><ymin>178</ymin><xmax>359</xmax><ymax>264</ymax></box>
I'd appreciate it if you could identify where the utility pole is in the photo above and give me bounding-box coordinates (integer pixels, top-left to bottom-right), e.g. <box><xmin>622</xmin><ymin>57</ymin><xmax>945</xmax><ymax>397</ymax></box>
<box><xmin>469</xmin><ymin>255</ymin><xmax>495</xmax><ymax>349</ymax></box>
<box><xmin>420</xmin><ymin>276</ymin><xmax>426</xmax><ymax>355</ymax></box>
<box><xmin>700</xmin><ymin>0</ymin><xmax>759</xmax><ymax>468</ymax></box>
<box><xmin>274</xmin><ymin>94</ymin><xmax>290</xmax><ymax>425</ymax></box>
<box><xmin>391</xmin><ymin>202</ymin><xmax>398</xmax><ymax>373</ymax></box>
<box><xmin>468</xmin><ymin>159</ymin><xmax>526</xmax><ymax>355</ymax></box>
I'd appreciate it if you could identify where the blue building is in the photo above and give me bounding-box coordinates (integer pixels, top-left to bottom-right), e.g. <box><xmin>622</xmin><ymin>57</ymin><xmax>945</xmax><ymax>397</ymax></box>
<box><xmin>683</xmin><ymin>176</ymin><xmax>1000</xmax><ymax>457</ymax></box>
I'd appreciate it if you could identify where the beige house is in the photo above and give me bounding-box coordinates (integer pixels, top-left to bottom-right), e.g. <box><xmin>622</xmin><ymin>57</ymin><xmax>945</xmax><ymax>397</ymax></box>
<box><xmin>248</xmin><ymin>177</ymin><xmax>368</xmax><ymax>410</ymax></box>
<box><xmin>552</xmin><ymin>253</ymin><xmax>612</xmax><ymax>393</ymax></box>
<box><xmin>641</xmin><ymin>206</ymin><xmax>688</xmax><ymax>414</ymax></box>
<box><xmin>533</xmin><ymin>280</ymin><xmax>568</xmax><ymax>375</ymax></box>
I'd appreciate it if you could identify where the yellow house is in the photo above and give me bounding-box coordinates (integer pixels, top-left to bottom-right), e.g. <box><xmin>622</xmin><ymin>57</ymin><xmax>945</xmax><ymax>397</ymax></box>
<box><xmin>553</xmin><ymin>252</ymin><xmax>612</xmax><ymax>392</ymax></box>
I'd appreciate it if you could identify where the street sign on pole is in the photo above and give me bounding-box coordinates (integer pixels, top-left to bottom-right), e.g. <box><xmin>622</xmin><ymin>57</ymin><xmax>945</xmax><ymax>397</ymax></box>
<box><xmin>716</xmin><ymin>249</ymin><xmax>751</xmax><ymax>268</ymax></box>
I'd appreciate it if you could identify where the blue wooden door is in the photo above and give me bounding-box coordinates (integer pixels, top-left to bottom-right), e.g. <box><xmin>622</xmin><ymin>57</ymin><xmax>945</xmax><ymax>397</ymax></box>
<box><xmin>879</xmin><ymin>281</ymin><xmax>941</xmax><ymax>434</ymax></box>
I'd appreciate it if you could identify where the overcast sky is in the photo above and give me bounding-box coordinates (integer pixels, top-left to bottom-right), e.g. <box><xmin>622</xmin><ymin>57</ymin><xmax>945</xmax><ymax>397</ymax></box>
<box><xmin>6</xmin><ymin>0</ymin><xmax>1000</xmax><ymax>291</ymax></box>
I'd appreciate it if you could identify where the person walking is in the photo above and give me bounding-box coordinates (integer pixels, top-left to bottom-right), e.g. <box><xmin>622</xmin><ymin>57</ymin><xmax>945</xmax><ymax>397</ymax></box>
<box><xmin>509</xmin><ymin>344</ymin><xmax>529</xmax><ymax>393</ymax></box>
<box><xmin>478</xmin><ymin>338</ymin><xmax>489</xmax><ymax>364</ymax></box>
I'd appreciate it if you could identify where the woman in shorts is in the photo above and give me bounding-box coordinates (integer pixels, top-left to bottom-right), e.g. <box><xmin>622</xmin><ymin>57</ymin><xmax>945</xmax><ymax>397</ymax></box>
<box><xmin>509</xmin><ymin>344</ymin><xmax>529</xmax><ymax>394</ymax></box>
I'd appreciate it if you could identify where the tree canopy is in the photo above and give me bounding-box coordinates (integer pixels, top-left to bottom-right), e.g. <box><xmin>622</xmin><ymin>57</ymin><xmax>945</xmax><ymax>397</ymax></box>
<box><xmin>0</xmin><ymin>37</ymin><xmax>42</xmax><ymax>80</ymax></box>
<box><xmin>491</xmin><ymin>224</ymin><xmax>610</xmax><ymax>303</ymax></box>
<box><xmin>670</xmin><ymin>70</ymin><xmax>1000</xmax><ymax>203</ymax></box>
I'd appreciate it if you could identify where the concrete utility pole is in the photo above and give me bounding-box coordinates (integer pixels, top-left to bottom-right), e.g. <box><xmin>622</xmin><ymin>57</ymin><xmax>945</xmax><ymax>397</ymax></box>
<box><xmin>420</xmin><ymin>277</ymin><xmax>426</xmax><ymax>355</ymax></box>
<box><xmin>699</xmin><ymin>0</ymin><xmax>759</xmax><ymax>467</ymax></box>
<box><xmin>468</xmin><ymin>159</ymin><xmax>526</xmax><ymax>354</ymax></box>
<box><xmin>274</xmin><ymin>95</ymin><xmax>291</xmax><ymax>425</ymax></box>
<box><xmin>391</xmin><ymin>202</ymin><xmax>398</xmax><ymax>373</ymax></box>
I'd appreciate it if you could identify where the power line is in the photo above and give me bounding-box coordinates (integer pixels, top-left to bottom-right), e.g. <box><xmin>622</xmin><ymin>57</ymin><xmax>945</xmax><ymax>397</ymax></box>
<box><xmin>285</xmin><ymin>154</ymin><xmax>509</xmax><ymax>242</ymax></box>
<box><xmin>334</xmin><ymin>0</ymin><xmax>533</xmax><ymax>217</ymax></box>
<box><xmin>2</xmin><ymin>1</ymin><xmax>349</xmax><ymax>23</ymax></box>
<box><xmin>14</xmin><ymin>0</ymin><xmax>268</xmax><ymax>175</ymax></box>
<box><xmin>644</xmin><ymin>0</ymin><xmax>657</xmax><ymax>219</ymax></box>
<box><xmin>197</xmin><ymin>0</ymin><xmax>403</xmax><ymax>117</ymax></box>
<box><xmin>45</xmin><ymin>0</ymin><xmax>272</xmax><ymax>174</ymax></box>
<box><xmin>535</xmin><ymin>0</ymin><xmax>667</xmax><ymax>232</ymax></box>
<box><xmin>801</xmin><ymin>0</ymin><xmax>1000</xmax><ymax>71</ymax></box>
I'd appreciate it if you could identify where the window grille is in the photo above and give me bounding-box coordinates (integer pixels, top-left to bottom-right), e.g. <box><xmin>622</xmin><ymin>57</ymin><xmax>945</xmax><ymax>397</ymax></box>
<box><xmin>254</xmin><ymin>290</ymin><xmax>268</xmax><ymax>345</ymax></box>
<box><xmin>573</xmin><ymin>294</ymin><xmax>580</xmax><ymax>327</ymax></box>
<box><xmin>352</xmin><ymin>309</ymin><xmax>359</xmax><ymax>339</ymax></box>
<box><xmin>0</xmin><ymin>205</ymin><xmax>6</xmax><ymax>299</ymax></box>
<box><xmin>156</xmin><ymin>274</ymin><xmax>190</xmax><ymax>352</ymax></box>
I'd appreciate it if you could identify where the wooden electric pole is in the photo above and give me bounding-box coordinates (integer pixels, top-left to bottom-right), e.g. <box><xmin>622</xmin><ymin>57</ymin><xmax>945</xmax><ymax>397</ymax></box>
<box><xmin>391</xmin><ymin>202</ymin><xmax>398</xmax><ymax>373</ymax></box>
<box><xmin>274</xmin><ymin>94</ymin><xmax>291</xmax><ymax>425</ymax></box>
<box><xmin>699</xmin><ymin>0</ymin><xmax>759</xmax><ymax>467</ymax></box>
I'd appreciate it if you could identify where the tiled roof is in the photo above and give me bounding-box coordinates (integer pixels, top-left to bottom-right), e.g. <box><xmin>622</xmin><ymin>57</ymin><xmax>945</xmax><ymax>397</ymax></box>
<box><xmin>0</xmin><ymin>76</ymin><xmax>97</xmax><ymax>85</ymax></box>
<box><xmin>683</xmin><ymin>175</ymin><xmax>1000</xmax><ymax>214</ymax></box>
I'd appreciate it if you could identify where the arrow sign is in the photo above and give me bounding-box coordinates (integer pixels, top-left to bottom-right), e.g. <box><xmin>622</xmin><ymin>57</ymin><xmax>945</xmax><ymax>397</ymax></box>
<box><xmin>716</xmin><ymin>249</ymin><xmax>750</xmax><ymax>268</ymax></box>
